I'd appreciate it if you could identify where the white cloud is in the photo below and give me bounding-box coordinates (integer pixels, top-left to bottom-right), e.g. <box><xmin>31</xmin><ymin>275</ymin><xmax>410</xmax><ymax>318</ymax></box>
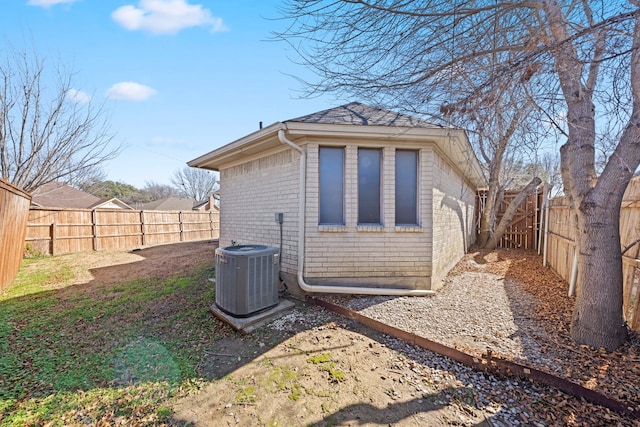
<box><xmin>111</xmin><ymin>0</ymin><xmax>227</xmax><ymax>35</ymax></box>
<box><xmin>106</xmin><ymin>82</ymin><xmax>157</xmax><ymax>101</ymax></box>
<box><xmin>27</xmin><ymin>0</ymin><xmax>77</xmax><ymax>7</ymax></box>
<box><xmin>65</xmin><ymin>89</ymin><xmax>91</xmax><ymax>104</ymax></box>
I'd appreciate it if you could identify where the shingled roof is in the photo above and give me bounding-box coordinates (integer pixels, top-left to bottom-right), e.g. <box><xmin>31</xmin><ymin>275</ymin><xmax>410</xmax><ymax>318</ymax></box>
<box><xmin>287</xmin><ymin>102</ymin><xmax>441</xmax><ymax>128</ymax></box>
<box><xmin>31</xmin><ymin>182</ymin><xmax>132</xmax><ymax>209</ymax></box>
<box><xmin>31</xmin><ymin>182</ymin><xmax>102</xmax><ymax>209</ymax></box>
<box><xmin>139</xmin><ymin>197</ymin><xmax>198</xmax><ymax>211</ymax></box>
<box><xmin>188</xmin><ymin>102</ymin><xmax>486</xmax><ymax>189</ymax></box>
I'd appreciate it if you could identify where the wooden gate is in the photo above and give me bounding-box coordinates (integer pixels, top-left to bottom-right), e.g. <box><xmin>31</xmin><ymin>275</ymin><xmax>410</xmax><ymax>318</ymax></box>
<box><xmin>476</xmin><ymin>188</ymin><xmax>543</xmax><ymax>250</ymax></box>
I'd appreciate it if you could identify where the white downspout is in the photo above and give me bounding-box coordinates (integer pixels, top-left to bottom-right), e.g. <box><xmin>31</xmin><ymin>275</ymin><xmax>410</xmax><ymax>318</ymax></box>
<box><xmin>277</xmin><ymin>126</ymin><xmax>434</xmax><ymax>296</ymax></box>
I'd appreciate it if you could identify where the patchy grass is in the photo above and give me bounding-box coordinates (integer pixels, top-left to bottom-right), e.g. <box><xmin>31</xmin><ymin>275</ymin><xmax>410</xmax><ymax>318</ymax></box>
<box><xmin>0</xmin><ymin>254</ymin><xmax>223</xmax><ymax>426</ymax></box>
<box><xmin>235</xmin><ymin>386</ymin><xmax>257</xmax><ymax>404</ymax></box>
<box><xmin>306</xmin><ymin>353</ymin><xmax>332</xmax><ymax>365</ymax></box>
<box><xmin>5</xmin><ymin>256</ymin><xmax>75</xmax><ymax>299</ymax></box>
<box><xmin>305</xmin><ymin>352</ymin><xmax>345</xmax><ymax>383</ymax></box>
<box><xmin>320</xmin><ymin>363</ymin><xmax>346</xmax><ymax>383</ymax></box>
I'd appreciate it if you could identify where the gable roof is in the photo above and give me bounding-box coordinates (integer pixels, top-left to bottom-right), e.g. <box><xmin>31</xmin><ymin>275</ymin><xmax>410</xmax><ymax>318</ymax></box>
<box><xmin>189</xmin><ymin>102</ymin><xmax>486</xmax><ymax>189</ymax></box>
<box><xmin>31</xmin><ymin>182</ymin><xmax>133</xmax><ymax>209</ymax></box>
<box><xmin>94</xmin><ymin>198</ymin><xmax>134</xmax><ymax>210</ymax></box>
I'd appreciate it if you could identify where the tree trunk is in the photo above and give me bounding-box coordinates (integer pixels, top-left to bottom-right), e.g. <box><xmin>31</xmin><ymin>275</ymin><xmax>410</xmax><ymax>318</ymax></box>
<box><xmin>570</xmin><ymin>204</ymin><xmax>627</xmax><ymax>350</ymax></box>
<box><xmin>477</xmin><ymin>139</ymin><xmax>509</xmax><ymax>248</ymax></box>
<box><xmin>539</xmin><ymin>0</ymin><xmax>640</xmax><ymax>351</ymax></box>
<box><xmin>484</xmin><ymin>177</ymin><xmax>541</xmax><ymax>250</ymax></box>
<box><xmin>477</xmin><ymin>188</ymin><xmax>495</xmax><ymax>248</ymax></box>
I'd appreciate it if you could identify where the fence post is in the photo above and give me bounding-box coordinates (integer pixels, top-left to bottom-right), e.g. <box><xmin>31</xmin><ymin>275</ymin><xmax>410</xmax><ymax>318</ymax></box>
<box><xmin>532</xmin><ymin>193</ymin><xmax>538</xmax><ymax>247</ymax></box>
<box><xmin>92</xmin><ymin>209</ymin><xmax>99</xmax><ymax>251</ymax></box>
<box><xmin>209</xmin><ymin>210</ymin><xmax>214</xmax><ymax>238</ymax></box>
<box><xmin>179</xmin><ymin>211</ymin><xmax>184</xmax><ymax>242</ymax></box>
<box><xmin>50</xmin><ymin>222</ymin><xmax>56</xmax><ymax>256</ymax></box>
<box><xmin>568</xmin><ymin>249</ymin><xmax>578</xmax><ymax>297</ymax></box>
<box><xmin>543</xmin><ymin>201</ymin><xmax>551</xmax><ymax>267</ymax></box>
<box><xmin>140</xmin><ymin>210</ymin><xmax>146</xmax><ymax>246</ymax></box>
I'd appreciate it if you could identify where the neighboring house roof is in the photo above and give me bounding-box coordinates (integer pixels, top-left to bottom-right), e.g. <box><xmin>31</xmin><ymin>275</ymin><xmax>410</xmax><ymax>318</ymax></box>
<box><xmin>140</xmin><ymin>197</ymin><xmax>198</xmax><ymax>211</ymax></box>
<box><xmin>95</xmin><ymin>198</ymin><xmax>134</xmax><ymax>210</ymax></box>
<box><xmin>31</xmin><ymin>182</ymin><xmax>133</xmax><ymax>210</ymax></box>
<box><xmin>193</xmin><ymin>198</ymin><xmax>219</xmax><ymax>211</ymax></box>
<box><xmin>188</xmin><ymin>102</ymin><xmax>486</xmax><ymax>189</ymax></box>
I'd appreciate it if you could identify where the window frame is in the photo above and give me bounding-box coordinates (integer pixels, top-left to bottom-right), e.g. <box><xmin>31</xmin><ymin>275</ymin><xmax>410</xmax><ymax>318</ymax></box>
<box><xmin>395</xmin><ymin>149</ymin><xmax>419</xmax><ymax>226</ymax></box>
<box><xmin>318</xmin><ymin>146</ymin><xmax>345</xmax><ymax>225</ymax></box>
<box><xmin>357</xmin><ymin>147</ymin><xmax>383</xmax><ymax>225</ymax></box>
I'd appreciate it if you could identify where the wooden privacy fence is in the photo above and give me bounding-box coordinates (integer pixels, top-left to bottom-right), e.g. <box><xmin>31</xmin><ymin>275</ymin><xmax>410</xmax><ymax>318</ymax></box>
<box><xmin>0</xmin><ymin>180</ymin><xmax>32</xmax><ymax>290</ymax></box>
<box><xmin>26</xmin><ymin>207</ymin><xmax>220</xmax><ymax>256</ymax></box>
<box><xmin>546</xmin><ymin>178</ymin><xmax>640</xmax><ymax>331</ymax></box>
<box><xmin>476</xmin><ymin>188</ymin><xmax>544</xmax><ymax>250</ymax></box>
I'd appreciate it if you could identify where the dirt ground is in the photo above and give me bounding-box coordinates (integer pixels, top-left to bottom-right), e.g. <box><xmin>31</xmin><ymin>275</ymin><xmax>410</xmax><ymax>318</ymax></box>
<box><xmin>49</xmin><ymin>241</ymin><xmax>639</xmax><ymax>426</ymax></box>
<box><xmin>61</xmin><ymin>241</ymin><xmax>219</xmax><ymax>288</ymax></box>
<box><xmin>173</xmin><ymin>317</ymin><xmax>494</xmax><ymax>427</ymax></box>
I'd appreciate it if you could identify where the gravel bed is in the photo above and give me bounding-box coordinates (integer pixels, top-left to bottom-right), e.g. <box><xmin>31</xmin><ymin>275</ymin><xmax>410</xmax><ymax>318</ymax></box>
<box><xmin>321</xmin><ymin>258</ymin><xmax>560</xmax><ymax>368</ymax></box>
<box><xmin>312</xmin><ymin>249</ymin><xmax>640</xmax><ymax>426</ymax></box>
<box><xmin>381</xmin><ymin>335</ymin><xmax>561</xmax><ymax>427</ymax></box>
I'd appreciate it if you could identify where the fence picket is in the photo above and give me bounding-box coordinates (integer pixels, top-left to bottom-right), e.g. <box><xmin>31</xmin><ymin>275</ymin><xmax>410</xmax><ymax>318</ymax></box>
<box><xmin>25</xmin><ymin>207</ymin><xmax>220</xmax><ymax>256</ymax></box>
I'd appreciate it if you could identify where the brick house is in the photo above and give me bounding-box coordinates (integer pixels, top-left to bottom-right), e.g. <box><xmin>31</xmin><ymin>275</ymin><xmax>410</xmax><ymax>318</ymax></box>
<box><xmin>189</xmin><ymin>103</ymin><xmax>485</xmax><ymax>295</ymax></box>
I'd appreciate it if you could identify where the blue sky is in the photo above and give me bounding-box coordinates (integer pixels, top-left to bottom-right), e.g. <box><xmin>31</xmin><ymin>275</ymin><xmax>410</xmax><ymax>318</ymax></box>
<box><xmin>2</xmin><ymin>0</ymin><xmax>339</xmax><ymax>188</ymax></box>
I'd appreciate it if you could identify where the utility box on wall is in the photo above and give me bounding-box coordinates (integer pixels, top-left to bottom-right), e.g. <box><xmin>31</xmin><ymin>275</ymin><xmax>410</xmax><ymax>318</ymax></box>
<box><xmin>215</xmin><ymin>244</ymin><xmax>279</xmax><ymax>317</ymax></box>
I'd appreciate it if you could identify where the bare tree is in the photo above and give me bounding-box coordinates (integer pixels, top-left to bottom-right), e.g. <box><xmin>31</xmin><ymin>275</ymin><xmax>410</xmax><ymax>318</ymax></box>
<box><xmin>442</xmin><ymin>72</ymin><xmax>546</xmax><ymax>249</ymax></box>
<box><xmin>280</xmin><ymin>0</ymin><xmax>550</xmax><ymax>250</ymax></box>
<box><xmin>141</xmin><ymin>181</ymin><xmax>182</xmax><ymax>201</ymax></box>
<box><xmin>100</xmin><ymin>181</ymin><xmax>183</xmax><ymax>205</ymax></box>
<box><xmin>65</xmin><ymin>166</ymin><xmax>107</xmax><ymax>190</ymax></box>
<box><xmin>171</xmin><ymin>167</ymin><xmax>219</xmax><ymax>201</ymax></box>
<box><xmin>278</xmin><ymin>1</ymin><xmax>640</xmax><ymax>350</ymax></box>
<box><xmin>0</xmin><ymin>46</ymin><xmax>118</xmax><ymax>193</ymax></box>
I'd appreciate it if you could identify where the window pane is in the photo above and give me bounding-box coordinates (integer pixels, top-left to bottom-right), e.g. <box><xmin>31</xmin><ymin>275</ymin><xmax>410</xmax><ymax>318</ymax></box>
<box><xmin>319</xmin><ymin>147</ymin><xmax>344</xmax><ymax>224</ymax></box>
<box><xmin>358</xmin><ymin>148</ymin><xmax>381</xmax><ymax>224</ymax></box>
<box><xmin>395</xmin><ymin>150</ymin><xmax>418</xmax><ymax>225</ymax></box>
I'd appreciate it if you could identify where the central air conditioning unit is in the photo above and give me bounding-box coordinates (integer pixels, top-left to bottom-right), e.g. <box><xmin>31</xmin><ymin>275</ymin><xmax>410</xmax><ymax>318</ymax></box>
<box><xmin>215</xmin><ymin>244</ymin><xmax>280</xmax><ymax>317</ymax></box>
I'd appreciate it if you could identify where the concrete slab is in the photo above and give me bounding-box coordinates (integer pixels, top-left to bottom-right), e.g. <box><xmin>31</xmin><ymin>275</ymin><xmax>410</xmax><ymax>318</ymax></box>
<box><xmin>210</xmin><ymin>298</ymin><xmax>296</xmax><ymax>333</ymax></box>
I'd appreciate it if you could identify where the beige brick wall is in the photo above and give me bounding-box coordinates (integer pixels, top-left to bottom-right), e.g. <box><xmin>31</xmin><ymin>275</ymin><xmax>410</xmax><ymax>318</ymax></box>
<box><xmin>430</xmin><ymin>148</ymin><xmax>477</xmax><ymax>288</ymax></box>
<box><xmin>218</xmin><ymin>139</ymin><xmax>476</xmax><ymax>292</ymax></box>
<box><xmin>218</xmin><ymin>148</ymin><xmax>300</xmax><ymax>275</ymax></box>
<box><xmin>303</xmin><ymin>143</ymin><xmax>434</xmax><ymax>289</ymax></box>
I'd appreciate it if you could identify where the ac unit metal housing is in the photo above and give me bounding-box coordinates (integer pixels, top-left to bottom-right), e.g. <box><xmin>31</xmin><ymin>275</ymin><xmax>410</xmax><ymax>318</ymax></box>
<box><xmin>215</xmin><ymin>244</ymin><xmax>279</xmax><ymax>317</ymax></box>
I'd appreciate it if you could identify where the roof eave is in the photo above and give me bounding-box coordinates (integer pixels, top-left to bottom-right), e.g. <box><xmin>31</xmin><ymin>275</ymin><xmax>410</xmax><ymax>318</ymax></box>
<box><xmin>190</xmin><ymin>120</ymin><xmax>486</xmax><ymax>189</ymax></box>
<box><xmin>441</xmin><ymin>129</ymin><xmax>487</xmax><ymax>189</ymax></box>
<box><xmin>188</xmin><ymin>122</ymin><xmax>282</xmax><ymax>171</ymax></box>
<box><xmin>283</xmin><ymin>121</ymin><xmax>448</xmax><ymax>140</ymax></box>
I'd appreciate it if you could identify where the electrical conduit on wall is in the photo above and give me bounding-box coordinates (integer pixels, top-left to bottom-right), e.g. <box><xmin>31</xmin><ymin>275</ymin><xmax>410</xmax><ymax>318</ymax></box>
<box><xmin>277</xmin><ymin>126</ymin><xmax>434</xmax><ymax>296</ymax></box>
